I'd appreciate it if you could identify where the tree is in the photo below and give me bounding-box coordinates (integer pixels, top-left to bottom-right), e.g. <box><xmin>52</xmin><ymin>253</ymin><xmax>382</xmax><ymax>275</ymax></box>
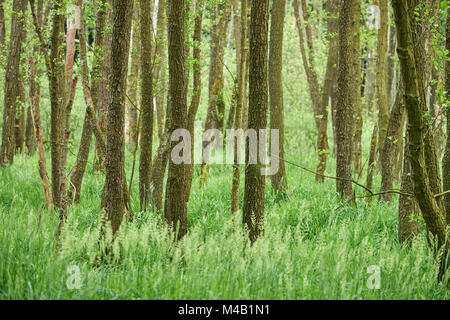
<box><xmin>268</xmin><ymin>0</ymin><xmax>287</xmax><ymax>193</ymax></box>
<box><xmin>0</xmin><ymin>0</ymin><xmax>27</xmax><ymax>166</ymax></box>
<box><xmin>444</xmin><ymin>1</ymin><xmax>450</xmax><ymax>226</ymax></box>
<box><xmin>105</xmin><ymin>0</ymin><xmax>134</xmax><ymax>235</ymax></box>
<box><xmin>376</xmin><ymin>0</ymin><xmax>389</xmax><ymax>164</ymax></box>
<box><xmin>164</xmin><ymin>0</ymin><xmax>188</xmax><ymax>240</ymax></box>
<box><xmin>185</xmin><ymin>0</ymin><xmax>204</xmax><ymax>203</ymax></box>
<box><xmin>231</xmin><ymin>0</ymin><xmax>248</xmax><ymax>214</ymax></box>
<box><xmin>335</xmin><ymin>0</ymin><xmax>359</xmax><ymax>198</ymax></box>
<box><xmin>138</xmin><ymin>0</ymin><xmax>154</xmax><ymax>211</ymax></box>
<box><xmin>392</xmin><ymin>0</ymin><xmax>449</xmax><ymax>280</ymax></box>
<box><xmin>242</xmin><ymin>0</ymin><xmax>269</xmax><ymax>242</ymax></box>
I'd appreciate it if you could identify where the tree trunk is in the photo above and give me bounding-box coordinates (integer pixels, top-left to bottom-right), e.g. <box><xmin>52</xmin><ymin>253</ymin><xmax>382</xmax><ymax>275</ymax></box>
<box><xmin>398</xmin><ymin>132</ymin><xmax>420</xmax><ymax>244</ymax></box>
<box><xmin>154</xmin><ymin>0</ymin><xmax>167</xmax><ymax>142</ymax></box>
<box><xmin>0</xmin><ymin>0</ymin><xmax>27</xmax><ymax>166</ymax></box>
<box><xmin>442</xmin><ymin>4</ymin><xmax>450</xmax><ymax>225</ymax></box>
<box><xmin>164</xmin><ymin>0</ymin><xmax>188</xmax><ymax>240</ymax></box>
<box><xmin>376</xmin><ymin>0</ymin><xmax>389</xmax><ymax>170</ymax></box>
<box><xmin>392</xmin><ymin>0</ymin><xmax>449</xmax><ymax>280</ymax></box>
<box><xmin>138</xmin><ymin>0</ymin><xmax>154</xmax><ymax>211</ymax></box>
<box><xmin>105</xmin><ymin>0</ymin><xmax>134</xmax><ymax>235</ymax></box>
<box><xmin>242</xmin><ymin>0</ymin><xmax>269</xmax><ymax>242</ymax></box>
<box><xmin>269</xmin><ymin>0</ymin><xmax>287</xmax><ymax>193</ymax></box>
<box><xmin>335</xmin><ymin>0</ymin><xmax>359</xmax><ymax>198</ymax></box>
<box><xmin>231</xmin><ymin>0</ymin><xmax>248</xmax><ymax>214</ymax></box>
<box><xmin>127</xmin><ymin>4</ymin><xmax>140</xmax><ymax>152</ymax></box>
<box><xmin>380</xmin><ymin>80</ymin><xmax>404</xmax><ymax>201</ymax></box>
<box><xmin>185</xmin><ymin>1</ymin><xmax>204</xmax><ymax>204</ymax></box>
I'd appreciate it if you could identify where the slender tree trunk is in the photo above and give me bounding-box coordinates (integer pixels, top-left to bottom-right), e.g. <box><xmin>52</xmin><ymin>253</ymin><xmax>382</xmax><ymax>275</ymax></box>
<box><xmin>28</xmin><ymin>55</ymin><xmax>53</xmax><ymax>211</ymax></box>
<box><xmin>14</xmin><ymin>78</ymin><xmax>25</xmax><ymax>154</ymax></box>
<box><xmin>154</xmin><ymin>0</ymin><xmax>167</xmax><ymax>142</ymax></box>
<box><xmin>185</xmin><ymin>1</ymin><xmax>204</xmax><ymax>203</ymax></box>
<box><xmin>0</xmin><ymin>0</ymin><xmax>5</xmax><ymax>44</ymax></box>
<box><xmin>231</xmin><ymin>0</ymin><xmax>248</xmax><ymax>214</ymax></box>
<box><xmin>49</xmin><ymin>0</ymin><xmax>69</xmax><ymax>243</ymax></box>
<box><xmin>164</xmin><ymin>0</ymin><xmax>188</xmax><ymax>240</ymax></box>
<box><xmin>0</xmin><ymin>0</ymin><xmax>27</xmax><ymax>166</ymax></box>
<box><xmin>351</xmin><ymin>1</ymin><xmax>362</xmax><ymax>176</ymax></box>
<box><xmin>442</xmin><ymin>4</ymin><xmax>450</xmax><ymax>225</ymax></box>
<box><xmin>335</xmin><ymin>0</ymin><xmax>358</xmax><ymax>198</ymax></box>
<box><xmin>269</xmin><ymin>0</ymin><xmax>287</xmax><ymax>193</ymax></box>
<box><xmin>398</xmin><ymin>132</ymin><xmax>420</xmax><ymax>244</ymax></box>
<box><xmin>105</xmin><ymin>0</ymin><xmax>134</xmax><ymax>235</ymax></box>
<box><xmin>380</xmin><ymin>80</ymin><xmax>404</xmax><ymax>201</ymax></box>
<box><xmin>127</xmin><ymin>5</ymin><xmax>140</xmax><ymax>152</ymax></box>
<box><xmin>138</xmin><ymin>0</ymin><xmax>154</xmax><ymax>211</ymax></box>
<box><xmin>242</xmin><ymin>0</ymin><xmax>269</xmax><ymax>242</ymax></box>
<box><xmin>376</xmin><ymin>0</ymin><xmax>389</xmax><ymax>166</ymax></box>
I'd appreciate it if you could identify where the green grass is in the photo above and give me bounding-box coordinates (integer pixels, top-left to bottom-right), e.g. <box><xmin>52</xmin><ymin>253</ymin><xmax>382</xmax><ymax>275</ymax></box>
<box><xmin>0</xmin><ymin>142</ymin><xmax>449</xmax><ymax>299</ymax></box>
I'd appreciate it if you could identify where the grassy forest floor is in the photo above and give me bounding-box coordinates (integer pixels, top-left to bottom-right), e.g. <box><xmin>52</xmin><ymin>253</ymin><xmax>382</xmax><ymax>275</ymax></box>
<box><xmin>0</xmin><ymin>82</ymin><xmax>449</xmax><ymax>299</ymax></box>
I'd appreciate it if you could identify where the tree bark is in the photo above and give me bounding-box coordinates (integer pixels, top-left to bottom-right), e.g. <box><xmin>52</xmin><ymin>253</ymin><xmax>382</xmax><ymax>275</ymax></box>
<box><xmin>335</xmin><ymin>0</ymin><xmax>359</xmax><ymax>198</ymax></box>
<box><xmin>392</xmin><ymin>0</ymin><xmax>449</xmax><ymax>280</ymax></box>
<box><xmin>138</xmin><ymin>0</ymin><xmax>154</xmax><ymax>211</ymax></box>
<box><xmin>0</xmin><ymin>0</ymin><xmax>27</xmax><ymax>166</ymax></box>
<box><xmin>242</xmin><ymin>0</ymin><xmax>269</xmax><ymax>242</ymax></box>
<box><xmin>105</xmin><ymin>0</ymin><xmax>134</xmax><ymax>235</ymax></box>
<box><xmin>185</xmin><ymin>1</ymin><xmax>204</xmax><ymax>204</ymax></box>
<box><xmin>269</xmin><ymin>0</ymin><xmax>287</xmax><ymax>193</ymax></box>
<box><xmin>231</xmin><ymin>0</ymin><xmax>248</xmax><ymax>214</ymax></box>
<box><xmin>164</xmin><ymin>0</ymin><xmax>188</xmax><ymax>240</ymax></box>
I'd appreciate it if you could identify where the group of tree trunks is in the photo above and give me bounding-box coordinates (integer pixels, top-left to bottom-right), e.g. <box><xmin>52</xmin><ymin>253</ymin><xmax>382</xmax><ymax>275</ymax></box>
<box><xmin>0</xmin><ymin>0</ymin><xmax>449</xmax><ymax>280</ymax></box>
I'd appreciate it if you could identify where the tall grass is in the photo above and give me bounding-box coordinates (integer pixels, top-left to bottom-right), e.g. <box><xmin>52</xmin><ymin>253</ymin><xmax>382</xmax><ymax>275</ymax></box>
<box><xmin>0</xmin><ymin>148</ymin><xmax>448</xmax><ymax>299</ymax></box>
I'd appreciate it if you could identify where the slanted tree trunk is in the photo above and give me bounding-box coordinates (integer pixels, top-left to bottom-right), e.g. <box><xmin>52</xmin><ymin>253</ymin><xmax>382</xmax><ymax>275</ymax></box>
<box><xmin>231</xmin><ymin>0</ymin><xmax>248</xmax><ymax>214</ymax></box>
<box><xmin>138</xmin><ymin>0</ymin><xmax>154</xmax><ymax>211</ymax></box>
<box><xmin>28</xmin><ymin>55</ymin><xmax>53</xmax><ymax>211</ymax></box>
<box><xmin>164</xmin><ymin>0</ymin><xmax>188</xmax><ymax>240</ymax></box>
<box><xmin>242</xmin><ymin>0</ymin><xmax>269</xmax><ymax>242</ymax></box>
<box><xmin>0</xmin><ymin>0</ymin><xmax>27</xmax><ymax>166</ymax></box>
<box><xmin>293</xmin><ymin>0</ymin><xmax>339</xmax><ymax>182</ymax></box>
<box><xmin>69</xmin><ymin>0</ymin><xmax>106</xmax><ymax>202</ymax></box>
<box><xmin>392</xmin><ymin>0</ymin><xmax>449</xmax><ymax>280</ymax></box>
<box><xmin>335</xmin><ymin>0</ymin><xmax>359</xmax><ymax>198</ymax></box>
<box><xmin>269</xmin><ymin>0</ymin><xmax>287</xmax><ymax>193</ymax></box>
<box><xmin>105</xmin><ymin>0</ymin><xmax>134</xmax><ymax>235</ymax></box>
